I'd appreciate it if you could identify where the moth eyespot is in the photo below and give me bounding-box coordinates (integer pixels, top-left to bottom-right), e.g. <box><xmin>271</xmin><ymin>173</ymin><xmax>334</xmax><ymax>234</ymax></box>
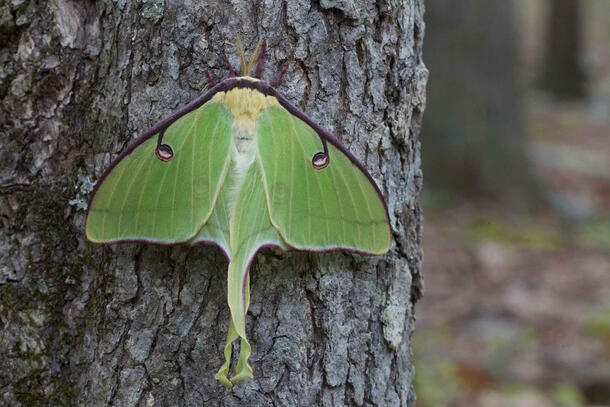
<box><xmin>312</xmin><ymin>152</ymin><xmax>329</xmax><ymax>169</ymax></box>
<box><xmin>156</xmin><ymin>144</ymin><xmax>174</xmax><ymax>162</ymax></box>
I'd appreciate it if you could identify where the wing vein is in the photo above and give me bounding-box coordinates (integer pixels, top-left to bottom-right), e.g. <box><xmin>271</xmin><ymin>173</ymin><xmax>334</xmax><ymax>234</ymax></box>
<box><xmin>100</xmin><ymin>150</ymin><xmax>132</xmax><ymax>240</ymax></box>
<box><xmin>351</xmin><ymin>159</ymin><xmax>376</xmax><ymax>248</ymax></box>
<box><xmin>190</xmin><ymin>103</ymin><xmax>200</xmax><ymax>229</ymax></box>
<box><xmin>119</xmin><ymin>146</ymin><xmax>154</xmax><ymax>236</ymax></box>
<box><xmin>151</xmin><ymin>157</ymin><xmax>171</xmax><ymax>238</ymax></box>
<box><xmin>134</xmin><ymin>148</ymin><xmax>157</xmax><ymax>232</ymax></box>
<box><xmin>287</xmin><ymin>113</ymin><xmax>331</xmax><ymax>245</ymax></box>
<box><xmin>333</xmin><ymin>151</ymin><xmax>361</xmax><ymax>246</ymax></box>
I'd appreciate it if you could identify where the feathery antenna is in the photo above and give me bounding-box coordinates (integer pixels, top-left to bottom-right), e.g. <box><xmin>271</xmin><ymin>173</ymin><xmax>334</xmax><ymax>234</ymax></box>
<box><xmin>235</xmin><ymin>35</ymin><xmax>247</xmax><ymax>76</ymax></box>
<box><xmin>246</xmin><ymin>38</ymin><xmax>264</xmax><ymax>76</ymax></box>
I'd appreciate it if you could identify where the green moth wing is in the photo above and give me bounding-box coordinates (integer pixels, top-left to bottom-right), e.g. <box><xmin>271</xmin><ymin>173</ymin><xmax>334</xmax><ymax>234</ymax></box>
<box><xmin>257</xmin><ymin>105</ymin><xmax>391</xmax><ymax>255</ymax></box>
<box><xmin>86</xmin><ymin>101</ymin><xmax>233</xmax><ymax>244</ymax></box>
<box><xmin>190</xmin><ymin>160</ymin><xmax>233</xmax><ymax>258</ymax></box>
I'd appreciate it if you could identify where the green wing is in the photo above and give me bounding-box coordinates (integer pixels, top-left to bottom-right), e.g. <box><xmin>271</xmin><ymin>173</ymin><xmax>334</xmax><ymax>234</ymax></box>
<box><xmin>86</xmin><ymin>101</ymin><xmax>233</xmax><ymax>244</ymax></box>
<box><xmin>256</xmin><ymin>105</ymin><xmax>391</xmax><ymax>254</ymax></box>
<box><xmin>190</xmin><ymin>160</ymin><xmax>233</xmax><ymax>258</ymax></box>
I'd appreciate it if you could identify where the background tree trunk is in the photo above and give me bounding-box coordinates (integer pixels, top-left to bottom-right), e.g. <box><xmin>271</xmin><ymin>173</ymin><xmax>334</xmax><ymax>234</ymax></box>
<box><xmin>540</xmin><ymin>0</ymin><xmax>587</xmax><ymax>99</ymax></box>
<box><xmin>422</xmin><ymin>0</ymin><xmax>541</xmax><ymax>208</ymax></box>
<box><xmin>0</xmin><ymin>1</ymin><xmax>426</xmax><ymax>406</ymax></box>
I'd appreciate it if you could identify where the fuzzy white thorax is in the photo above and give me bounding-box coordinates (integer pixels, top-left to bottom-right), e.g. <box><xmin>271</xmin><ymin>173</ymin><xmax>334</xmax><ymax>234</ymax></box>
<box><xmin>212</xmin><ymin>86</ymin><xmax>279</xmax><ymax>214</ymax></box>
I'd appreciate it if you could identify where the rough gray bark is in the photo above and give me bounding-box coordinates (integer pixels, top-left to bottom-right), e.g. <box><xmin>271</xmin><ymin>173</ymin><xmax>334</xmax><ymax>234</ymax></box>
<box><xmin>0</xmin><ymin>1</ymin><xmax>426</xmax><ymax>406</ymax></box>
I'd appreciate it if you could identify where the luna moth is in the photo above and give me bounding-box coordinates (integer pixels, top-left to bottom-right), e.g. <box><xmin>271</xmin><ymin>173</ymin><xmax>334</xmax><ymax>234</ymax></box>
<box><xmin>86</xmin><ymin>39</ymin><xmax>390</xmax><ymax>387</ymax></box>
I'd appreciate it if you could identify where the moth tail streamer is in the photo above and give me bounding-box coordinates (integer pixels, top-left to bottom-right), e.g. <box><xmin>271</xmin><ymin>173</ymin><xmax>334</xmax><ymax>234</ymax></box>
<box><xmin>215</xmin><ymin>265</ymin><xmax>253</xmax><ymax>387</ymax></box>
<box><xmin>214</xmin><ymin>318</ymin><xmax>253</xmax><ymax>388</ymax></box>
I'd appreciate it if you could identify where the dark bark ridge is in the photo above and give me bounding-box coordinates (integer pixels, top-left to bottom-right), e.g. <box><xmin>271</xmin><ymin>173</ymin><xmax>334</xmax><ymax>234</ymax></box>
<box><xmin>0</xmin><ymin>1</ymin><xmax>426</xmax><ymax>406</ymax></box>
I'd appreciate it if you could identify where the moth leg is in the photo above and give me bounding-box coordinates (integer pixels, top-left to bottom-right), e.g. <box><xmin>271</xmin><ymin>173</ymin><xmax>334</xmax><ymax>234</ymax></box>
<box><xmin>224</xmin><ymin>57</ymin><xmax>236</xmax><ymax>77</ymax></box>
<box><xmin>270</xmin><ymin>67</ymin><xmax>287</xmax><ymax>86</ymax></box>
<box><xmin>205</xmin><ymin>70</ymin><xmax>216</xmax><ymax>86</ymax></box>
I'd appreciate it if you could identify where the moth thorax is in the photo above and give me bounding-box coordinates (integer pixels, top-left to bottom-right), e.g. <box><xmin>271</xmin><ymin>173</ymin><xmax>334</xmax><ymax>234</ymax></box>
<box><xmin>232</xmin><ymin>124</ymin><xmax>256</xmax><ymax>155</ymax></box>
<box><xmin>215</xmin><ymin>87</ymin><xmax>279</xmax><ymax>128</ymax></box>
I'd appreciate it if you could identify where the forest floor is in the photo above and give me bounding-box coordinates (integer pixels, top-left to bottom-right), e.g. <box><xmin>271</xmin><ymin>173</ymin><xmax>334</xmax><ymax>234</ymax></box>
<box><xmin>414</xmin><ymin>94</ymin><xmax>610</xmax><ymax>407</ymax></box>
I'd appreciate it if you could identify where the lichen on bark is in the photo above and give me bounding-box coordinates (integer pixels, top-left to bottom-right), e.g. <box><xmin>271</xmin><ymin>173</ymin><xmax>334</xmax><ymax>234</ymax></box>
<box><xmin>0</xmin><ymin>0</ymin><xmax>426</xmax><ymax>405</ymax></box>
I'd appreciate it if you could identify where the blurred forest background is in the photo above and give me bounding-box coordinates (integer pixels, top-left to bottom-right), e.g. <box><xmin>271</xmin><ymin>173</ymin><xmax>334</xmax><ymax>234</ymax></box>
<box><xmin>415</xmin><ymin>0</ymin><xmax>610</xmax><ymax>406</ymax></box>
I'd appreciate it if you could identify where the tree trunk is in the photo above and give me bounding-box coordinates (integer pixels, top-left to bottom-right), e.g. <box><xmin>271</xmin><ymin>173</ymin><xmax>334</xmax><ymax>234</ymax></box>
<box><xmin>540</xmin><ymin>0</ymin><xmax>587</xmax><ymax>99</ymax></box>
<box><xmin>421</xmin><ymin>0</ymin><xmax>541</xmax><ymax>208</ymax></box>
<box><xmin>0</xmin><ymin>1</ymin><xmax>426</xmax><ymax>406</ymax></box>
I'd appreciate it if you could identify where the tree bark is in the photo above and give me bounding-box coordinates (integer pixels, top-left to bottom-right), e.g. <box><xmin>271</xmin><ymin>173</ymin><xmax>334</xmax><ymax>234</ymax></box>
<box><xmin>0</xmin><ymin>1</ymin><xmax>426</xmax><ymax>406</ymax></box>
